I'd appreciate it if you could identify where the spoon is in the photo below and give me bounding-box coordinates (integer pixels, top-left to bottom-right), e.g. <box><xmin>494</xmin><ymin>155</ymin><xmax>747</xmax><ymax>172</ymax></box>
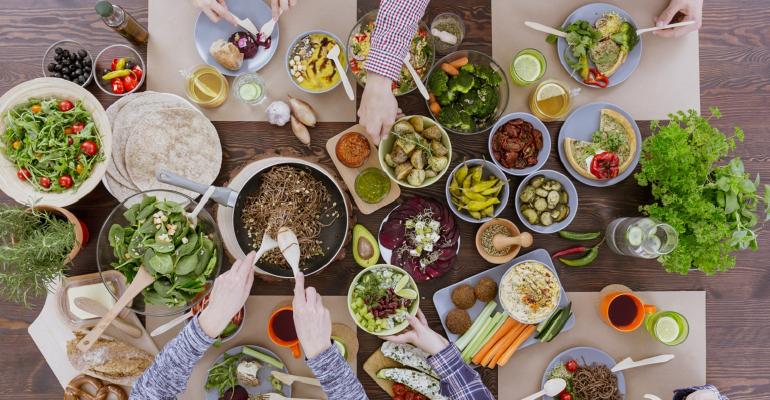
<box><xmin>186</xmin><ymin>186</ymin><xmax>215</xmax><ymax>226</ymax></box>
<box><xmin>403</xmin><ymin>54</ymin><xmax>430</xmax><ymax>100</ymax></box>
<box><xmin>519</xmin><ymin>378</ymin><xmax>567</xmax><ymax>400</ymax></box>
<box><xmin>277</xmin><ymin>227</ymin><xmax>301</xmax><ymax>278</ymax></box>
<box><xmin>77</xmin><ymin>265</ymin><xmax>155</xmax><ymax>352</ymax></box>
<box><xmin>74</xmin><ymin>297</ymin><xmax>143</xmax><ymax>339</ymax></box>
<box><xmin>492</xmin><ymin>232</ymin><xmax>534</xmax><ymax>251</ymax></box>
<box><xmin>635</xmin><ymin>20</ymin><xmax>695</xmax><ymax>35</ymax></box>
<box><xmin>327</xmin><ymin>45</ymin><xmax>355</xmax><ymax>101</ymax></box>
<box><xmin>150</xmin><ymin>310</ymin><xmax>194</xmax><ymax>337</ymax></box>
<box><xmin>254</xmin><ymin>231</ymin><xmax>279</xmax><ymax>264</ymax></box>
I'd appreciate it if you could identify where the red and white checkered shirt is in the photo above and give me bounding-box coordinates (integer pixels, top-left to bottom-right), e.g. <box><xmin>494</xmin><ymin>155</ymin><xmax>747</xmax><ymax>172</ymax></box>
<box><xmin>365</xmin><ymin>0</ymin><xmax>430</xmax><ymax>82</ymax></box>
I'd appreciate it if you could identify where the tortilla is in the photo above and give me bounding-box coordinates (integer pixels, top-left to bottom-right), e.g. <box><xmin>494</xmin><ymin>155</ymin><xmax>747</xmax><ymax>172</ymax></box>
<box><xmin>111</xmin><ymin>93</ymin><xmax>191</xmax><ymax>182</ymax></box>
<box><xmin>124</xmin><ymin>108</ymin><xmax>221</xmax><ymax>197</ymax></box>
<box><xmin>105</xmin><ymin>91</ymin><xmax>152</xmax><ymax>187</ymax></box>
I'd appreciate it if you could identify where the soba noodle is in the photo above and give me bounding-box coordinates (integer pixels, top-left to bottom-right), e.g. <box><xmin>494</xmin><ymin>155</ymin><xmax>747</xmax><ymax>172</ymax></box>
<box><xmin>572</xmin><ymin>363</ymin><xmax>623</xmax><ymax>400</ymax></box>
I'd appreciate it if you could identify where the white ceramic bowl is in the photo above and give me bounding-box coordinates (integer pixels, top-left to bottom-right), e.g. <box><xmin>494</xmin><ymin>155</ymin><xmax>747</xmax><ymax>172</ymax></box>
<box><xmin>347</xmin><ymin>264</ymin><xmax>420</xmax><ymax>336</ymax></box>
<box><xmin>445</xmin><ymin>159</ymin><xmax>510</xmax><ymax>224</ymax></box>
<box><xmin>514</xmin><ymin>170</ymin><xmax>578</xmax><ymax>234</ymax></box>
<box><xmin>285</xmin><ymin>30</ymin><xmax>346</xmax><ymax>94</ymax></box>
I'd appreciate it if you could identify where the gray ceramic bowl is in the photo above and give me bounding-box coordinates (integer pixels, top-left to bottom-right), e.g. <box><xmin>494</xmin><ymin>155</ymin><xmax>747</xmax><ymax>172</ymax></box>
<box><xmin>514</xmin><ymin>170</ymin><xmax>578</xmax><ymax>234</ymax></box>
<box><xmin>445</xmin><ymin>159</ymin><xmax>509</xmax><ymax>224</ymax></box>
<box><xmin>285</xmin><ymin>30</ymin><xmax>345</xmax><ymax>94</ymax></box>
<box><xmin>193</xmin><ymin>0</ymin><xmax>279</xmax><ymax>76</ymax></box>
<box><xmin>488</xmin><ymin>112</ymin><xmax>551</xmax><ymax>176</ymax></box>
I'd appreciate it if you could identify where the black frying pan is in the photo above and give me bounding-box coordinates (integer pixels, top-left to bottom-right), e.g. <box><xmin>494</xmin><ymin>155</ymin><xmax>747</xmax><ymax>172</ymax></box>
<box><xmin>157</xmin><ymin>160</ymin><xmax>349</xmax><ymax>278</ymax></box>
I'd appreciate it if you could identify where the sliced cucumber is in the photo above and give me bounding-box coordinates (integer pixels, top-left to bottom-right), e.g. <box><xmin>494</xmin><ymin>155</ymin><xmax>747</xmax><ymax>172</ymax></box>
<box><xmin>539</xmin><ymin>302</ymin><xmax>572</xmax><ymax>343</ymax></box>
<box><xmin>627</xmin><ymin>226</ymin><xmax>644</xmax><ymax>246</ymax></box>
<box><xmin>535</xmin><ymin>310</ymin><xmax>561</xmax><ymax>339</ymax></box>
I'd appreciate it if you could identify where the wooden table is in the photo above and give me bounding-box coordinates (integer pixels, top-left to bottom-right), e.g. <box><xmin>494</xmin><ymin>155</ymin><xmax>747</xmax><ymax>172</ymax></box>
<box><xmin>1</xmin><ymin>1</ymin><xmax>769</xmax><ymax>399</ymax></box>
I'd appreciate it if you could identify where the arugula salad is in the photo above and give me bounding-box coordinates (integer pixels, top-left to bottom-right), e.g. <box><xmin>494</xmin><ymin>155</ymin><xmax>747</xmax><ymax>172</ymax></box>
<box><xmin>108</xmin><ymin>195</ymin><xmax>218</xmax><ymax>307</ymax></box>
<box><xmin>2</xmin><ymin>98</ymin><xmax>103</xmax><ymax>192</ymax></box>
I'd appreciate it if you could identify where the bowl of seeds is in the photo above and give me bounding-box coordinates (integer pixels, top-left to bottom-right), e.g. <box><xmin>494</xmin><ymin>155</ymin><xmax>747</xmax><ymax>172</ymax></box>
<box><xmin>475</xmin><ymin>218</ymin><xmax>533</xmax><ymax>264</ymax></box>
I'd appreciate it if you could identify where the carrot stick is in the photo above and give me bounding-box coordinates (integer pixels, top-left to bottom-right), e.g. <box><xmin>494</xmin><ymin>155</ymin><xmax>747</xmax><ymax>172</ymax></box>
<box><xmin>471</xmin><ymin>318</ymin><xmax>517</xmax><ymax>364</ymax></box>
<box><xmin>449</xmin><ymin>56</ymin><xmax>469</xmax><ymax>69</ymax></box>
<box><xmin>481</xmin><ymin>324</ymin><xmax>525</xmax><ymax>367</ymax></box>
<box><xmin>441</xmin><ymin>63</ymin><xmax>460</xmax><ymax>76</ymax></box>
<box><xmin>496</xmin><ymin>325</ymin><xmax>537</xmax><ymax>367</ymax></box>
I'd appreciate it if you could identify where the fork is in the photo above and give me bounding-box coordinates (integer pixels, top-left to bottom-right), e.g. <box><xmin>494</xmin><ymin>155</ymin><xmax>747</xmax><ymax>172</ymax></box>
<box><xmin>256</xmin><ymin>393</ymin><xmax>319</xmax><ymax>400</ymax></box>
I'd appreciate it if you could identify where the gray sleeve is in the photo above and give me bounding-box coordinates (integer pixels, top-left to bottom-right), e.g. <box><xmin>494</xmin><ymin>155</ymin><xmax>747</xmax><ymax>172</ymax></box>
<box><xmin>306</xmin><ymin>345</ymin><xmax>368</xmax><ymax>400</ymax></box>
<box><xmin>130</xmin><ymin>315</ymin><xmax>215</xmax><ymax>400</ymax></box>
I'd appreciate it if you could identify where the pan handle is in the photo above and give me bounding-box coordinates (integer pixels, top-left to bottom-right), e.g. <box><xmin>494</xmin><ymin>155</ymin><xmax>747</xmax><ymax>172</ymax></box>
<box><xmin>156</xmin><ymin>168</ymin><xmax>238</xmax><ymax>208</ymax></box>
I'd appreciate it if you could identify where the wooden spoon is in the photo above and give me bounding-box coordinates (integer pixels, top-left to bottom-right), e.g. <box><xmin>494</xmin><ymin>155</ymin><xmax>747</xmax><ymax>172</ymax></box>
<box><xmin>73</xmin><ymin>297</ymin><xmax>143</xmax><ymax>339</ymax></box>
<box><xmin>270</xmin><ymin>371</ymin><xmax>321</xmax><ymax>387</ymax></box>
<box><xmin>636</xmin><ymin>20</ymin><xmax>695</xmax><ymax>35</ymax></box>
<box><xmin>77</xmin><ymin>265</ymin><xmax>155</xmax><ymax>352</ymax></box>
<box><xmin>493</xmin><ymin>231</ymin><xmax>533</xmax><ymax>250</ymax></box>
<box><xmin>277</xmin><ymin>227</ymin><xmax>301</xmax><ymax>278</ymax></box>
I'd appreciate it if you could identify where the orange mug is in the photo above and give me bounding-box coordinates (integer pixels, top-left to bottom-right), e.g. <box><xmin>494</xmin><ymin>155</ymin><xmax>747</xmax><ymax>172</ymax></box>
<box><xmin>267</xmin><ymin>306</ymin><xmax>301</xmax><ymax>358</ymax></box>
<box><xmin>599</xmin><ymin>291</ymin><xmax>656</xmax><ymax>332</ymax></box>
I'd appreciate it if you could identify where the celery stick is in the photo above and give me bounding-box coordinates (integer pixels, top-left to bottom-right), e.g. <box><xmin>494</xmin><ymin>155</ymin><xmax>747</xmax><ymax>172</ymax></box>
<box><xmin>461</xmin><ymin>315</ymin><xmax>495</xmax><ymax>362</ymax></box>
<box><xmin>455</xmin><ymin>301</ymin><xmax>497</xmax><ymax>350</ymax></box>
<box><xmin>464</xmin><ymin>312</ymin><xmax>507</xmax><ymax>362</ymax></box>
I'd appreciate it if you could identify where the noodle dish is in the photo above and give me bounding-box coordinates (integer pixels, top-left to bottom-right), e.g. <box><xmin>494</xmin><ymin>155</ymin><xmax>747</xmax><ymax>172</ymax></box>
<box><xmin>543</xmin><ymin>346</ymin><xmax>626</xmax><ymax>400</ymax></box>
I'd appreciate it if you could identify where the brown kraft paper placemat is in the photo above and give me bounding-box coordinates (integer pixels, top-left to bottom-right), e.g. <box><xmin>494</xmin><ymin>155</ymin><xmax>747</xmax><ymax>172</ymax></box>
<box><xmin>499</xmin><ymin>291</ymin><xmax>706</xmax><ymax>399</ymax></box>
<box><xmin>147</xmin><ymin>0</ymin><xmax>357</xmax><ymax>122</ymax></box>
<box><xmin>147</xmin><ymin>295</ymin><xmax>357</xmax><ymax>400</ymax></box>
<box><xmin>492</xmin><ymin>0</ymin><xmax>700</xmax><ymax>120</ymax></box>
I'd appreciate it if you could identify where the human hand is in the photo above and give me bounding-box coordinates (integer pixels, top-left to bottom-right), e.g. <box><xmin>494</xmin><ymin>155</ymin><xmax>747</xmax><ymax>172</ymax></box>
<box><xmin>292</xmin><ymin>272</ymin><xmax>333</xmax><ymax>359</ymax></box>
<box><xmin>198</xmin><ymin>251</ymin><xmax>255</xmax><ymax>338</ymax></box>
<box><xmin>358</xmin><ymin>72</ymin><xmax>399</xmax><ymax>145</ymax></box>
<box><xmin>383</xmin><ymin>310</ymin><xmax>449</xmax><ymax>356</ymax></box>
<box><xmin>270</xmin><ymin>0</ymin><xmax>297</xmax><ymax>20</ymax></box>
<box><xmin>654</xmin><ymin>0</ymin><xmax>703</xmax><ymax>38</ymax></box>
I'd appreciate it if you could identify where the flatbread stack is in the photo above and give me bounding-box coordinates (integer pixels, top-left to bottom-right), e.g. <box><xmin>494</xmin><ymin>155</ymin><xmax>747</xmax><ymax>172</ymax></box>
<box><xmin>102</xmin><ymin>91</ymin><xmax>222</xmax><ymax>201</ymax></box>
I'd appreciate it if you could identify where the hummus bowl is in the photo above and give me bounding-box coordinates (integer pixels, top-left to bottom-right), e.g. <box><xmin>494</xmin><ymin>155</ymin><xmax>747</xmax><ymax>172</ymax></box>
<box><xmin>498</xmin><ymin>260</ymin><xmax>562</xmax><ymax>324</ymax></box>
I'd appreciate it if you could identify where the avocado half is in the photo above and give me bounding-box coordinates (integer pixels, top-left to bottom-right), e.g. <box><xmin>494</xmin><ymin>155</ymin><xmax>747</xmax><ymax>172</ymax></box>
<box><xmin>352</xmin><ymin>224</ymin><xmax>380</xmax><ymax>268</ymax></box>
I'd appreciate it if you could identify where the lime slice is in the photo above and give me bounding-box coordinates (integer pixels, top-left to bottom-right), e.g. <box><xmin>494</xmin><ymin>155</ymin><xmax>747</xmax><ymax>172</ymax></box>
<box><xmin>331</xmin><ymin>336</ymin><xmax>347</xmax><ymax>359</ymax></box>
<box><xmin>655</xmin><ymin>316</ymin><xmax>680</xmax><ymax>343</ymax></box>
<box><xmin>193</xmin><ymin>73</ymin><xmax>219</xmax><ymax>98</ymax></box>
<box><xmin>394</xmin><ymin>274</ymin><xmax>410</xmax><ymax>293</ymax></box>
<box><xmin>396</xmin><ymin>288</ymin><xmax>418</xmax><ymax>300</ymax></box>
<box><xmin>627</xmin><ymin>226</ymin><xmax>643</xmax><ymax>246</ymax></box>
<box><xmin>536</xmin><ymin>82</ymin><xmax>566</xmax><ymax>102</ymax></box>
<box><xmin>514</xmin><ymin>54</ymin><xmax>542</xmax><ymax>82</ymax></box>
<box><xmin>239</xmin><ymin>82</ymin><xmax>262</xmax><ymax>101</ymax></box>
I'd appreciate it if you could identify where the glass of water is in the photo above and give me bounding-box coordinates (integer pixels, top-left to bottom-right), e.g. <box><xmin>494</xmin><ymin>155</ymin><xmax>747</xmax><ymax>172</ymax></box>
<box><xmin>605</xmin><ymin>217</ymin><xmax>678</xmax><ymax>259</ymax></box>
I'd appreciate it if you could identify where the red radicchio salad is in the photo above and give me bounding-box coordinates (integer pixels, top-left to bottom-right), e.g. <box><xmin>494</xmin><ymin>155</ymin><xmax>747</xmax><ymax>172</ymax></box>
<box><xmin>379</xmin><ymin>196</ymin><xmax>460</xmax><ymax>282</ymax></box>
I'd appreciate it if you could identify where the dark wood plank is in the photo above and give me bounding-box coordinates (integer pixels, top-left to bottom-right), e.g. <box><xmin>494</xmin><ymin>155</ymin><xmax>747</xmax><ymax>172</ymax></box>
<box><xmin>1</xmin><ymin>0</ymin><xmax>770</xmax><ymax>399</ymax></box>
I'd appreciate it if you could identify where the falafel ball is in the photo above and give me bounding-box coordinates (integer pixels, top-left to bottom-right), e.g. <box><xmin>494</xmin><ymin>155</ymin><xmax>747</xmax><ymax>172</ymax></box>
<box><xmin>474</xmin><ymin>277</ymin><xmax>498</xmax><ymax>302</ymax></box>
<box><xmin>446</xmin><ymin>308</ymin><xmax>472</xmax><ymax>335</ymax></box>
<box><xmin>451</xmin><ymin>284</ymin><xmax>477</xmax><ymax>309</ymax></box>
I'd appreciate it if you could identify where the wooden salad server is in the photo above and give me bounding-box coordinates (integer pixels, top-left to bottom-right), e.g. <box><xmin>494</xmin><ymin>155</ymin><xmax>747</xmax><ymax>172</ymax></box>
<box><xmin>277</xmin><ymin>227</ymin><xmax>301</xmax><ymax>278</ymax></box>
<box><xmin>150</xmin><ymin>310</ymin><xmax>194</xmax><ymax>337</ymax></box>
<box><xmin>270</xmin><ymin>371</ymin><xmax>321</xmax><ymax>387</ymax></box>
<box><xmin>73</xmin><ymin>297</ymin><xmax>143</xmax><ymax>339</ymax></box>
<box><xmin>492</xmin><ymin>231</ymin><xmax>534</xmax><ymax>251</ymax></box>
<box><xmin>635</xmin><ymin>20</ymin><xmax>696</xmax><ymax>35</ymax></box>
<box><xmin>524</xmin><ymin>21</ymin><xmax>567</xmax><ymax>38</ymax></box>
<box><xmin>77</xmin><ymin>265</ymin><xmax>155</xmax><ymax>352</ymax></box>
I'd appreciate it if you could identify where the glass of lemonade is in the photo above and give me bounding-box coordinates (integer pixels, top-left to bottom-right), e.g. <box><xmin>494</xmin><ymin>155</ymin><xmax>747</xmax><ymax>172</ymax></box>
<box><xmin>606</xmin><ymin>217</ymin><xmax>679</xmax><ymax>259</ymax></box>
<box><xmin>510</xmin><ymin>48</ymin><xmax>546</xmax><ymax>86</ymax></box>
<box><xmin>184</xmin><ymin>65</ymin><xmax>229</xmax><ymax>108</ymax></box>
<box><xmin>528</xmin><ymin>79</ymin><xmax>573</xmax><ymax>121</ymax></box>
<box><xmin>645</xmin><ymin>310</ymin><xmax>689</xmax><ymax>346</ymax></box>
<box><xmin>233</xmin><ymin>72</ymin><xmax>267</xmax><ymax>105</ymax></box>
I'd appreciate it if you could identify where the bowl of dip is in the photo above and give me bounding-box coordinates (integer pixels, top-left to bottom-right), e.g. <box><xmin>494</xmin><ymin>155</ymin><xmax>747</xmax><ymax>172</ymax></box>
<box><xmin>286</xmin><ymin>30</ymin><xmax>346</xmax><ymax>94</ymax></box>
<box><xmin>499</xmin><ymin>260</ymin><xmax>561</xmax><ymax>324</ymax></box>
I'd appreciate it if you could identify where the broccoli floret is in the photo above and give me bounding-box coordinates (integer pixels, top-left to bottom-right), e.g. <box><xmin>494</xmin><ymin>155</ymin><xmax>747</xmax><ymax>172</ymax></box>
<box><xmin>448</xmin><ymin>72</ymin><xmax>476</xmax><ymax>94</ymax></box>
<box><xmin>611</xmin><ymin>22</ymin><xmax>639</xmax><ymax>53</ymax></box>
<box><xmin>437</xmin><ymin>89</ymin><xmax>456</xmax><ymax>106</ymax></box>
<box><xmin>458</xmin><ymin>111</ymin><xmax>476</xmax><ymax>132</ymax></box>
<box><xmin>460</xmin><ymin>64</ymin><xmax>476</xmax><ymax>74</ymax></box>
<box><xmin>475</xmin><ymin>85</ymin><xmax>499</xmax><ymax>119</ymax></box>
<box><xmin>428</xmin><ymin>71</ymin><xmax>449</xmax><ymax>97</ymax></box>
<box><xmin>473</xmin><ymin>65</ymin><xmax>502</xmax><ymax>87</ymax></box>
<box><xmin>459</xmin><ymin>90</ymin><xmax>482</xmax><ymax>116</ymax></box>
<box><xmin>437</xmin><ymin>106</ymin><xmax>462</xmax><ymax>129</ymax></box>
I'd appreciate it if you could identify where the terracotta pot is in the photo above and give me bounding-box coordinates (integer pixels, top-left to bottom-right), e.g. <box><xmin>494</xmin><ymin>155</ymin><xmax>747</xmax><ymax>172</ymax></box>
<box><xmin>30</xmin><ymin>204</ymin><xmax>84</xmax><ymax>263</ymax></box>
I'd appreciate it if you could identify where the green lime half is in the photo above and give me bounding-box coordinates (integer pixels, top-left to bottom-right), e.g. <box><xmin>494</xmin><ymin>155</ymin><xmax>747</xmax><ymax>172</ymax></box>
<box><xmin>655</xmin><ymin>316</ymin><xmax>680</xmax><ymax>343</ymax></box>
<box><xmin>396</xmin><ymin>288</ymin><xmax>418</xmax><ymax>300</ymax></box>
<box><xmin>394</xmin><ymin>274</ymin><xmax>410</xmax><ymax>293</ymax></box>
<box><xmin>238</xmin><ymin>82</ymin><xmax>262</xmax><ymax>101</ymax></box>
<box><xmin>513</xmin><ymin>54</ymin><xmax>542</xmax><ymax>82</ymax></box>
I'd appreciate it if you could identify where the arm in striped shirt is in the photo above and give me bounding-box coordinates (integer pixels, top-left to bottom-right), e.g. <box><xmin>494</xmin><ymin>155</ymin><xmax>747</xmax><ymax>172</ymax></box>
<box><xmin>365</xmin><ymin>0</ymin><xmax>431</xmax><ymax>82</ymax></box>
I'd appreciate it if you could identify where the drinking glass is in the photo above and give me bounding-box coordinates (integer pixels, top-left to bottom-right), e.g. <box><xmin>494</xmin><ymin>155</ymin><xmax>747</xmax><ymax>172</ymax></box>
<box><xmin>606</xmin><ymin>217</ymin><xmax>678</xmax><ymax>259</ymax></box>
<box><xmin>645</xmin><ymin>310</ymin><xmax>689</xmax><ymax>346</ymax></box>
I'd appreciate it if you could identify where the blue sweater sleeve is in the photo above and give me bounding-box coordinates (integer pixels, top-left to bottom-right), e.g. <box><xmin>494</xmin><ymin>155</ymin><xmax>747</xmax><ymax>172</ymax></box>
<box><xmin>428</xmin><ymin>345</ymin><xmax>495</xmax><ymax>400</ymax></box>
<box><xmin>130</xmin><ymin>315</ymin><xmax>215</xmax><ymax>400</ymax></box>
<box><xmin>306</xmin><ymin>345</ymin><xmax>368</xmax><ymax>400</ymax></box>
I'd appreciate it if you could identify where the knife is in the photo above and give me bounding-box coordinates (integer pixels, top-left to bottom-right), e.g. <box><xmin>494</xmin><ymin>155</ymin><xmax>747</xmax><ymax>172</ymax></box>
<box><xmin>611</xmin><ymin>354</ymin><xmax>675</xmax><ymax>373</ymax></box>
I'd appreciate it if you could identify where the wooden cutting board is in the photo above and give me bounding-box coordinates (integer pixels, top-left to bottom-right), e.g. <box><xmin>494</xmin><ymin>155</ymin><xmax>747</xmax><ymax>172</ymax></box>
<box><xmin>325</xmin><ymin>124</ymin><xmax>400</xmax><ymax>214</ymax></box>
<box><xmin>363</xmin><ymin>349</ymin><xmax>403</xmax><ymax>397</ymax></box>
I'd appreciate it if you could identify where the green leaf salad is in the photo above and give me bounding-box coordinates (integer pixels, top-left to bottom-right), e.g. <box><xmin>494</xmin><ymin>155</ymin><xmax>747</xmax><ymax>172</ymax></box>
<box><xmin>2</xmin><ymin>98</ymin><xmax>103</xmax><ymax>192</ymax></box>
<box><xmin>108</xmin><ymin>195</ymin><xmax>218</xmax><ymax>307</ymax></box>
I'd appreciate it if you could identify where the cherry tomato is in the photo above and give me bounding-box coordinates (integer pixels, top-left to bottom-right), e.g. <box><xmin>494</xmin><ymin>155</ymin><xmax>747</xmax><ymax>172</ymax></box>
<box><xmin>80</xmin><ymin>140</ymin><xmax>98</xmax><ymax>156</ymax></box>
<box><xmin>72</xmin><ymin>122</ymin><xmax>85</xmax><ymax>133</ymax></box>
<box><xmin>12</xmin><ymin>140</ymin><xmax>22</xmax><ymax>150</ymax></box>
<box><xmin>76</xmin><ymin>163</ymin><xmax>84</xmax><ymax>174</ymax></box>
<box><xmin>58</xmin><ymin>100</ymin><xmax>74</xmax><ymax>112</ymax></box>
<box><xmin>122</xmin><ymin>74</ymin><xmax>137</xmax><ymax>92</ymax></box>
<box><xmin>39</xmin><ymin>176</ymin><xmax>51</xmax><ymax>188</ymax></box>
<box><xmin>31</xmin><ymin>104</ymin><xmax>42</xmax><ymax>113</ymax></box>
<box><xmin>565</xmin><ymin>359</ymin><xmax>578</xmax><ymax>372</ymax></box>
<box><xmin>65</xmin><ymin>127</ymin><xmax>73</xmax><ymax>135</ymax></box>
<box><xmin>67</xmin><ymin>137</ymin><xmax>74</xmax><ymax>146</ymax></box>
<box><xmin>392</xmin><ymin>384</ymin><xmax>407</xmax><ymax>396</ymax></box>
<box><xmin>111</xmin><ymin>77</ymin><xmax>125</xmax><ymax>94</ymax></box>
<box><xmin>59</xmin><ymin>175</ymin><xmax>73</xmax><ymax>189</ymax></box>
<box><xmin>79</xmin><ymin>220</ymin><xmax>90</xmax><ymax>246</ymax></box>
<box><xmin>131</xmin><ymin>65</ymin><xmax>143</xmax><ymax>81</ymax></box>
<box><xmin>17</xmin><ymin>168</ymin><xmax>31</xmax><ymax>181</ymax></box>
<box><xmin>559</xmin><ymin>392</ymin><xmax>573</xmax><ymax>400</ymax></box>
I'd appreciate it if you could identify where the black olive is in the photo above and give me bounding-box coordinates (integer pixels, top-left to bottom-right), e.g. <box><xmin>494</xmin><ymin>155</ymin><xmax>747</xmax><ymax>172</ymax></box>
<box><xmin>125</xmin><ymin>60</ymin><xmax>136</xmax><ymax>70</ymax></box>
<box><xmin>74</xmin><ymin>68</ymin><xmax>82</xmax><ymax>75</ymax></box>
<box><xmin>62</xmin><ymin>49</ymin><xmax>70</xmax><ymax>58</ymax></box>
<box><xmin>54</xmin><ymin>54</ymin><xmax>62</xmax><ymax>62</ymax></box>
<box><xmin>61</xmin><ymin>66</ymin><xmax>70</xmax><ymax>74</ymax></box>
<box><xmin>74</xmin><ymin>60</ymin><xmax>82</xmax><ymax>68</ymax></box>
<box><xmin>76</xmin><ymin>77</ymin><xmax>84</xmax><ymax>85</ymax></box>
<box><xmin>78</xmin><ymin>49</ymin><xmax>87</xmax><ymax>58</ymax></box>
<box><xmin>52</xmin><ymin>72</ymin><xmax>62</xmax><ymax>78</ymax></box>
<box><xmin>80</xmin><ymin>74</ymin><xmax>88</xmax><ymax>81</ymax></box>
<box><xmin>54</xmin><ymin>64</ymin><xmax>62</xmax><ymax>72</ymax></box>
<box><xmin>54</xmin><ymin>47</ymin><xmax>63</xmax><ymax>55</ymax></box>
<box><xmin>84</xmin><ymin>66</ymin><xmax>91</xmax><ymax>73</ymax></box>
<box><xmin>62</xmin><ymin>59</ymin><xmax>71</xmax><ymax>66</ymax></box>
<box><xmin>47</xmin><ymin>63</ymin><xmax>56</xmax><ymax>72</ymax></box>
<box><xmin>84</xmin><ymin>58</ymin><xmax>92</xmax><ymax>67</ymax></box>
